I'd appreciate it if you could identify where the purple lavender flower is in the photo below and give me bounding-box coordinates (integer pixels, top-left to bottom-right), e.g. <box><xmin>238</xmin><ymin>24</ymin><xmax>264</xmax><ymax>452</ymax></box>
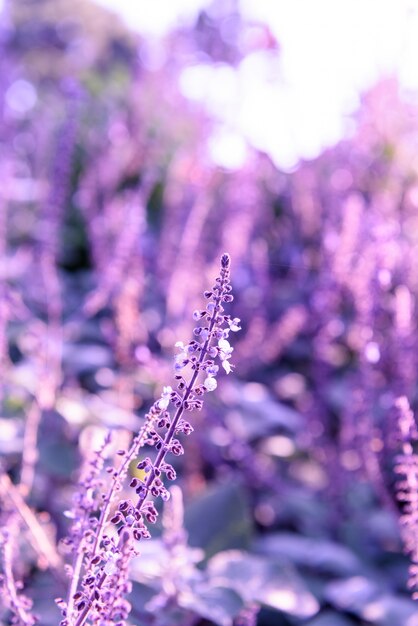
<box><xmin>61</xmin><ymin>253</ymin><xmax>238</xmax><ymax>626</ymax></box>
<box><xmin>394</xmin><ymin>396</ymin><xmax>418</xmax><ymax>598</ymax></box>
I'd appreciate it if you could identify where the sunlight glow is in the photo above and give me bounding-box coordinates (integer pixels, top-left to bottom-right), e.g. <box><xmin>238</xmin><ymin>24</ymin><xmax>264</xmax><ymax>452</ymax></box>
<box><xmin>93</xmin><ymin>0</ymin><xmax>210</xmax><ymax>36</ymax></box>
<box><xmin>94</xmin><ymin>0</ymin><xmax>418</xmax><ymax>169</ymax></box>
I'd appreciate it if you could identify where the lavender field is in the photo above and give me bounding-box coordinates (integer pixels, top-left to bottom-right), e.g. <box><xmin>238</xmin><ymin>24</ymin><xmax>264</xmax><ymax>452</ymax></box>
<box><xmin>2</xmin><ymin>1</ymin><xmax>418</xmax><ymax>625</ymax></box>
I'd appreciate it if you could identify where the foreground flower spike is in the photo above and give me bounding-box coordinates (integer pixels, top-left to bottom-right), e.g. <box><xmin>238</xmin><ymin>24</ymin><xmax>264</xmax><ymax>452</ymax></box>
<box><xmin>130</xmin><ymin>252</ymin><xmax>238</xmax><ymax>514</ymax></box>
<box><xmin>395</xmin><ymin>396</ymin><xmax>418</xmax><ymax>598</ymax></box>
<box><xmin>63</xmin><ymin>253</ymin><xmax>239</xmax><ymax>626</ymax></box>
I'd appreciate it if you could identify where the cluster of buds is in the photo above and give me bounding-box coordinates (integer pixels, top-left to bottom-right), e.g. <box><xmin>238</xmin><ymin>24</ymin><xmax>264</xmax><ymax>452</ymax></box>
<box><xmin>174</xmin><ymin>258</ymin><xmax>240</xmax><ymax>394</ymax></box>
<box><xmin>106</xmin><ymin>254</ymin><xmax>240</xmax><ymax>547</ymax></box>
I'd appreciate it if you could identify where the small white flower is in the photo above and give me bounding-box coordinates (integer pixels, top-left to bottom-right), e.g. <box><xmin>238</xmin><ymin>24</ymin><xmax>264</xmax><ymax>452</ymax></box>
<box><xmin>218</xmin><ymin>338</ymin><xmax>233</xmax><ymax>360</ymax></box>
<box><xmin>204</xmin><ymin>376</ymin><xmax>217</xmax><ymax>391</ymax></box>
<box><xmin>158</xmin><ymin>386</ymin><xmax>173</xmax><ymax>410</ymax></box>
<box><xmin>222</xmin><ymin>360</ymin><xmax>234</xmax><ymax>374</ymax></box>
<box><xmin>229</xmin><ymin>317</ymin><xmax>241</xmax><ymax>332</ymax></box>
<box><xmin>200</xmin><ymin>329</ymin><xmax>209</xmax><ymax>341</ymax></box>
<box><xmin>104</xmin><ymin>554</ymin><xmax>118</xmax><ymax>576</ymax></box>
<box><xmin>217</xmin><ymin>338</ymin><xmax>234</xmax><ymax>373</ymax></box>
<box><xmin>158</xmin><ymin>397</ymin><xmax>169</xmax><ymax>411</ymax></box>
<box><xmin>174</xmin><ymin>343</ymin><xmax>189</xmax><ymax>370</ymax></box>
<box><xmin>174</xmin><ymin>356</ymin><xmax>188</xmax><ymax>371</ymax></box>
<box><xmin>104</xmin><ymin>561</ymin><xmax>117</xmax><ymax>575</ymax></box>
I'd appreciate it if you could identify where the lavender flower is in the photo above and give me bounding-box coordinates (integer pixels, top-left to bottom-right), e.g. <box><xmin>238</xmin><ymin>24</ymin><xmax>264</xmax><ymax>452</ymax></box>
<box><xmin>394</xmin><ymin>396</ymin><xmax>418</xmax><ymax>598</ymax></box>
<box><xmin>61</xmin><ymin>252</ymin><xmax>238</xmax><ymax>626</ymax></box>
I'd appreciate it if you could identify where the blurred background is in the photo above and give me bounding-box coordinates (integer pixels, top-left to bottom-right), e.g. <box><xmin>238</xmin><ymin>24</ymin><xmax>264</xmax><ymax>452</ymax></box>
<box><xmin>2</xmin><ymin>0</ymin><xmax>418</xmax><ymax>624</ymax></box>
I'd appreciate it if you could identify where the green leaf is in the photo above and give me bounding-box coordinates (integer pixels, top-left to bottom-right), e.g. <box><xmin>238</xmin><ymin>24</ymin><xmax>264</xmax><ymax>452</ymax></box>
<box><xmin>220</xmin><ymin>381</ymin><xmax>302</xmax><ymax>440</ymax></box>
<box><xmin>184</xmin><ymin>481</ymin><xmax>252</xmax><ymax>556</ymax></box>
<box><xmin>207</xmin><ymin>550</ymin><xmax>319</xmax><ymax>619</ymax></box>
<box><xmin>179</xmin><ymin>585</ymin><xmax>243</xmax><ymax>626</ymax></box>
<box><xmin>306</xmin><ymin>610</ymin><xmax>358</xmax><ymax>626</ymax></box>
<box><xmin>324</xmin><ymin>576</ymin><xmax>381</xmax><ymax>614</ymax></box>
<box><xmin>325</xmin><ymin>579</ymin><xmax>418</xmax><ymax>626</ymax></box>
<box><xmin>254</xmin><ymin>533</ymin><xmax>364</xmax><ymax>577</ymax></box>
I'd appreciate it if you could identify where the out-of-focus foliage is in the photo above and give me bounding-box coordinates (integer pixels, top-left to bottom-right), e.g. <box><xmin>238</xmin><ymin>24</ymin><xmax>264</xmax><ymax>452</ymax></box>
<box><xmin>2</xmin><ymin>0</ymin><xmax>418</xmax><ymax>625</ymax></box>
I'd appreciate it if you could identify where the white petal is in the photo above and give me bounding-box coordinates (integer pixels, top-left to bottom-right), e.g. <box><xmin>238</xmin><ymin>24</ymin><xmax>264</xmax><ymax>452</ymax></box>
<box><xmin>104</xmin><ymin>561</ymin><xmax>118</xmax><ymax>575</ymax></box>
<box><xmin>204</xmin><ymin>376</ymin><xmax>217</xmax><ymax>391</ymax></box>
<box><xmin>158</xmin><ymin>397</ymin><xmax>170</xmax><ymax>410</ymax></box>
<box><xmin>229</xmin><ymin>318</ymin><xmax>242</xmax><ymax>332</ymax></box>
<box><xmin>222</xmin><ymin>360</ymin><xmax>233</xmax><ymax>374</ymax></box>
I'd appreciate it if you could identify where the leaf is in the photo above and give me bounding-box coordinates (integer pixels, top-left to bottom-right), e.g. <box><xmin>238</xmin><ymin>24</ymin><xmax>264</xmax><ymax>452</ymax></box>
<box><xmin>367</xmin><ymin>596</ymin><xmax>418</xmax><ymax>626</ymax></box>
<box><xmin>207</xmin><ymin>550</ymin><xmax>319</xmax><ymax>619</ymax></box>
<box><xmin>324</xmin><ymin>576</ymin><xmax>381</xmax><ymax>614</ymax></box>
<box><xmin>184</xmin><ymin>481</ymin><xmax>252</xmax><ymax>556</ymax></box>
<box><xmin>274</xmin><ymin>485</ymin><xmax>329</xmax><ymax>535</ymax></box>
<box><xmin>219</xmin><ymin>381</ymin><xmax>303</xmax><ymax>440</ymax></box>
<box><xmin>129</xmin><ymin>539</ymin><xmax>204</xmax><ymax>587</ymax></box>
<box><xmin>130</xmin><ymin>540</ymin><xmax>169</xmax><ymax>584</ymax></box>
<box><xmin>254</xmin><ymin>533</ymin><xmax>363</xmax><ymax>577</ymax></box>
<box><xmin>325</xmin><ymin>580</ymin><xmax>418</xmax><ymax>626</ymax></box>
<box><xmin>179</xmin><ymin>585</ymin><xmax>243</xmax><ymax>626</ymax></box>
<box><xmin>306</xmin><ymin>610</ymin><xmax>358</xmax><ymax>626</ymax></box>
<box><xmin>128</xmin><ymin>581</ymin><xmax>157</xmax><ymax>616</ymax></box>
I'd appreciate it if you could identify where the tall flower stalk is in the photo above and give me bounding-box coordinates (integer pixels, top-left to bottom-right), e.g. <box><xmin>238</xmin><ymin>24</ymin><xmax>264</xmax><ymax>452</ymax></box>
<box><xmin>395</xmin><ymin>396</ymin><xmax>418</xmax><ymax>598</ymax></box>
<box><xmin>60</xmin><ymin>253</ymin><xmax>239</xmax><ymax>626</ymax></box>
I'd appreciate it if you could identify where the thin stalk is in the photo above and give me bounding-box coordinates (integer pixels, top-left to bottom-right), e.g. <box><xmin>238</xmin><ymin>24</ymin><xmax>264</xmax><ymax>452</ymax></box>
<box><xmin>1</xmin><ymin>527</ymin><xmax>36</xmax><ymax>626</ymax></box>
<box><xmin>0</xmin><ymin>470</ymin><xmax>63</xmax><ymax>573</ymax></box>
<box><xmin>90</xmin><ymin>416</ymin><xmax>157</xmax><ymax>559</ymax></box>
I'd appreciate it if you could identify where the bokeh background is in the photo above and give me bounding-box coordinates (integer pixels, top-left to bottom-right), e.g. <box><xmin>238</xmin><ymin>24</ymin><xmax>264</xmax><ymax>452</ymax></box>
<box><xmin>2</xmin><ymin>0</ymin><xmax>418</xmax><ymax>624</ymax></box>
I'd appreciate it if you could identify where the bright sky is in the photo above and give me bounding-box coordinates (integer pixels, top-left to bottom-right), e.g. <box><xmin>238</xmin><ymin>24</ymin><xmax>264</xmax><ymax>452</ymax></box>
<box><xmin>95</xmin><ymin>0</ymin><xmax>418</xmax><ymax>171</ymax></box>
